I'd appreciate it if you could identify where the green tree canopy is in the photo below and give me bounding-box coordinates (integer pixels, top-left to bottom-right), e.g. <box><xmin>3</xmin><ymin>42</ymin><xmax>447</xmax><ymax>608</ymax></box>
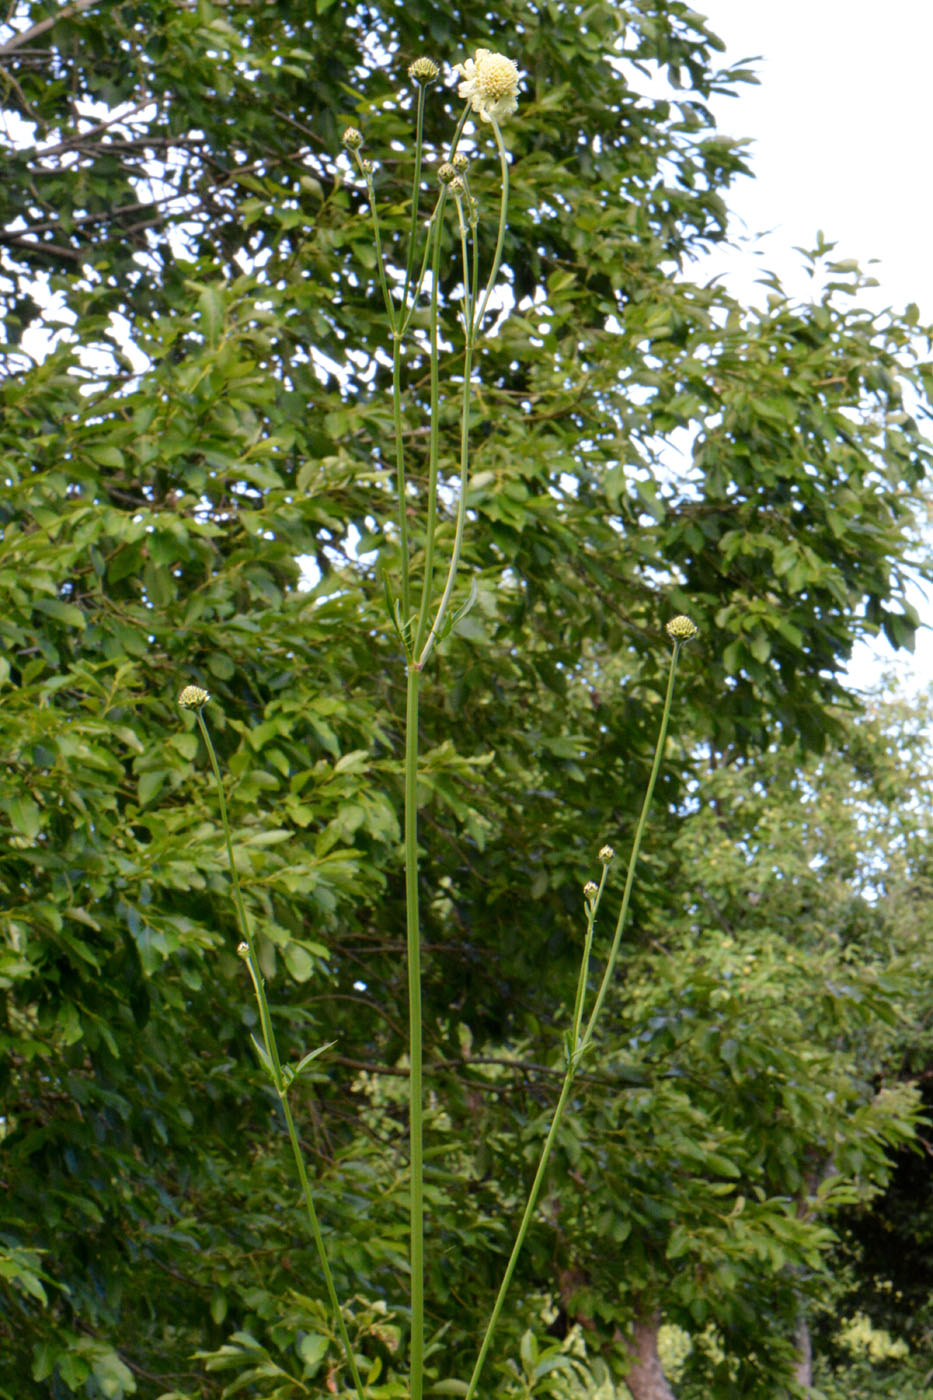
<box><xmin>0</xmin><ymin>2</ymin><xmax>931</xmax><ymax>1397</ymax></box>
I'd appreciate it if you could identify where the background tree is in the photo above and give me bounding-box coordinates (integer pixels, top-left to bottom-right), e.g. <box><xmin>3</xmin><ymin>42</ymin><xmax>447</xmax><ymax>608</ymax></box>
<box><xmin>0</xmin><ymin>2</ymin><xmax>931</xmax><ymax>1397</ymax></box>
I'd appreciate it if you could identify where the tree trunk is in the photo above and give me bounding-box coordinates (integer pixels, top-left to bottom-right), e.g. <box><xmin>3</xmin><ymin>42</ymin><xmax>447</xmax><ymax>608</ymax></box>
<box><xmin>621</xmin><ymin>1309</ymin><xmax>677</xmax><ymax>1400</ymax></box>
<box><xmin>793</xmin><ymin>1312</ymin><xmax>812</xmax><ymax>1391</ymax></box>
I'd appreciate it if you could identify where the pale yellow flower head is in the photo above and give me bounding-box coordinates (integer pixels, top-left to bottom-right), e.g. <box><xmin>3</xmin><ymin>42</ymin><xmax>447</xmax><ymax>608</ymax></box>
<box><xmin>178</xmin><ymin>684</ymin><xmax>210</xmax><ymax>709</ymax></box>
<box><xmin>665</xmin><ymin>615</ymin><xmax>698</xmax><ymax>644</ymax></box>
<box><xmin>453</xmin><ymin>47</ymin><xmax>520</xmax><ymax>124</ymax></box>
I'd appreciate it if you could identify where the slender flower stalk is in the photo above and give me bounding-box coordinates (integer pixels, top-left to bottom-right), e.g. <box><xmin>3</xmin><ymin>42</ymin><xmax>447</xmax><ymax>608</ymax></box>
<box><xmin>345</xmin><ymin>138</ymin><xmax>396</xmax><ymax>332</ymax></box>
<box><xmin>402</xmin><ymin>59</ymin><xmax>438</xmax><ymax>308</ymax></box>
<box><xmin>415</xmin><ymin>114</ymin><xmax>510</xmax><ymax>670</ymax></box>
<box><xmin>580</xmin><ymin>622</ymin><xmax>696</xmax><ymax>1051</ymax></box>
<box><xmin>180</xmin><ymin>693</ymin><xmax>366</xmax><ymax>1400</ymax></box>
<box><xmin>462</xmin><ymin>622</ymin><xmax>696</xmax><ymax>1400</ymax></box>
<box><xmin>391</xmin><ymin>328</ymin><xmax>412</xmax><ymax>621</ymax></box>
<box><xmin>415</xmin><ymin>218</ymin><xmax>478</xmax><ymax>669</ymax></box>
<box><xmin>570</xmin><ymin>868</ymin><xmax>607</xmax><ymax>1057</ymax></box>
<box><xmin>472</xmin><ymin>118</ymin><xmax>510</xmax><ymax>337</ymax></box>
<box><xmin>398</xmin><ymin>101</ymin><xmax>470</xmax><ymax>337</ymax></box>
<box><xmin>404</xmin><ymin>143</ymin><xmax>484</xmax><ymax>1398</ymax></box>
<box><xmin>415</xmin><ymin>319</ymin><xmax>475</xmax><ymax>673</ymax></box>
<box><xmin>403</xmin><ymin>664</ymin><xmax>425</xmax><ymax>1400</ymax></box>
<box><xmin>397</xmin><ymin>61</ymin><xmax>520</xmax><ymax>1396</ymax></box>
<box><xmin>412</xmin><ymin>189</ymin><xmax>447</xmax><ymax>658</ymax></box>
<box><xmin>389</xmin><ymin>56</ymin><xmax>529</xmax><ymax>1397</ymax></box>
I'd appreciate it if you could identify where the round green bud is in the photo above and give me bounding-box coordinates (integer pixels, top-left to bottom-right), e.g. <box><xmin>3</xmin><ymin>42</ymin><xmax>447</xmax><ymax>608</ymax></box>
<box><xmin>438</xmin><ymin>162</ymin><xmax>457</xmax><ymax>185</ymax></box>
<box><xmin>451</xmin><ymin>152</ymin><xmax>471</xmax><ymax>173</ymax></box>
<box><xmin>341</xmin><ymin>127</ymin><xmax>363</xmax><ymax>150</ymax></box>
<box><xmin>408</xmin><ymin>56</ymin><xmax>439</xmax><ymax>84</ymax></box>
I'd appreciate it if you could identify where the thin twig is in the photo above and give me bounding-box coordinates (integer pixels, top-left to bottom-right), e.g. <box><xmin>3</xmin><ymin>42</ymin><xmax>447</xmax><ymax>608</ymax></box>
<box><xmin>0</xmin><ymin>0</ymin><xmax>99</xmax><ymax>58</ymax></box>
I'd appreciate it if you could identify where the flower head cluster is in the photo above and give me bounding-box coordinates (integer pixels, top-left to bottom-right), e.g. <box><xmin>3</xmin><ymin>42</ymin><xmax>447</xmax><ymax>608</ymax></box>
<box><xmin>666</xmin><ymin>615</ymin><xmax>698</xmax><ymax>644</ymax></box>
<box><xmin>453</xmin><ymin>47</ymin><xmax>520</xmax><ymax>124</ymax></box>
<box><xmin>178</xmin><ymin>685</ymin><xmax>210</xmax><ymax>709</ymax></box>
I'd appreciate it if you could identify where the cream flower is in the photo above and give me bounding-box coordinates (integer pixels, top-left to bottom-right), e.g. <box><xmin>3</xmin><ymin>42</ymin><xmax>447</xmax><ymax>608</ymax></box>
<box><xmin>178</xmin><ymin>684</ymin><xmax>210</xmax><ymax>709</ymax></box>
<box><xmin>453</xmin><ymin>47</ymin><xmax>520</xmax><ymax>124</ymax></box>
<box><xmin>665</xmin><ymin>615</ymin><xmax>698</xmax><ymax>644</ymax></box>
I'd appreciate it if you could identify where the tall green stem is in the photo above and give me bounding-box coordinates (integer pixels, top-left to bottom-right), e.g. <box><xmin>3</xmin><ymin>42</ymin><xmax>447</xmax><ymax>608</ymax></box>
<box><xmin>193</xmin><ymin>709</ymin><xmax>366</xmax><ymax>1400</ymax></box>
<box><xmin>403</xmin><ymin>665</ymin><xmax>425</xmax><ymax>1400</ymax></box>
<box><xmin>387</xmin><ymin>91</ymin><xmax>530</xmax><ymax>1400</ymax></box>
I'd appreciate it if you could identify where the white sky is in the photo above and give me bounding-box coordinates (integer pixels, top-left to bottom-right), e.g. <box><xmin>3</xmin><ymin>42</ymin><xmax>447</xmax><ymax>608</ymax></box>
<box><xmin>691</xmin><ymin>0</ymin><xmax>933</xmax><ymax>693</ymax></box>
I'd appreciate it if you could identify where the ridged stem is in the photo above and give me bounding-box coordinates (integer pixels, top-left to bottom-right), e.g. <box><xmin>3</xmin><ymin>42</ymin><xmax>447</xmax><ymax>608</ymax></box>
<box><xmin>403</xmin><ymin>664</ymin><xmax>425</xmax><ymax>1400</ymax></box>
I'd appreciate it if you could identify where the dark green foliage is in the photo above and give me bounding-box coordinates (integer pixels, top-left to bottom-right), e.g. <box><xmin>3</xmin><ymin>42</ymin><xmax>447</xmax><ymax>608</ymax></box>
<box><xmin>0</xmin><ymin>2</ymin><xmax>932</xmax><ymax>1396</ymax></box>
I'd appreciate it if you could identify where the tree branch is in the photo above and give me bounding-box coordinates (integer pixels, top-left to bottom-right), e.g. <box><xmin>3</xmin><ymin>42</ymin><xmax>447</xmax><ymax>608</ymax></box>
<box><xmin>0</xmin><ymin>0</ymin><xmax>100</xmax><ymax>58</ymax></box>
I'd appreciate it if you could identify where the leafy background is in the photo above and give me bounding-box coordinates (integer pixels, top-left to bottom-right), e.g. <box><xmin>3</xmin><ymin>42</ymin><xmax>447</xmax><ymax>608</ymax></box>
<box><xmin>0</xmin><ymin>2</ymin><xmax>931</xmax><ymax>1397</ymax></box>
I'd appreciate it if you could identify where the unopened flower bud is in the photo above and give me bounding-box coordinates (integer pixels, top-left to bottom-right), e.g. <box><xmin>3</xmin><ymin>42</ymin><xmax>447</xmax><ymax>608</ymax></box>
<box><xmin>583</xmin><ymin>880</ymin><xmax>598</xmax><ymax>899</ymax></box>
<box><xmin>237</xmin><ymin>941</ymin><xmax>249</xmax><ymax>958</ymax></box>
<box><xmin>408</xmin><ymin>56</ymin><xmax>439</xmax><ymax>85</ymax></box>
<box><xmin>666</xmin><ymin>615</ymin><xmax>698</xmax><ymax>644</ymax></box>
<box><xmin>438</xmin><ymin>162</ymin><xmax>457</xmax><ymax>185</ymax></box>
<box><xmin>451</xmin><ymin>152</ymin><xmax>470</xmax><ymax>173</ymax></box>
<box><xmin>599</xmin><ymin>845</ymin><xmax>614</xmax><ymax>863</ymax></box>
<box><xmin>449</xmin><ymin>176</ymin><xmax>465</xmax><ymax>197</ymax></box>
<box><xmin>178</xmin><ymin>685</ymin><xmax>210</xmax><ymax>709</ymax></box>
<box><xmin>360</xmin><ymin>158</ymin><xmax>376</xmax><ymax>177</ymax></box>
<box><xmin>342</xmin><ymin>127</ymin><xmax>363</xmax><ymax>150</ymax></box>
